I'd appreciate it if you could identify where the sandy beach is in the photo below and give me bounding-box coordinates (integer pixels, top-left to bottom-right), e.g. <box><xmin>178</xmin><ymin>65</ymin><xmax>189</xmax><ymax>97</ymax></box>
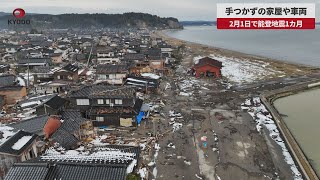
<box><xmin>153</xmin><ymin>31</ymin><xmax>319</xmax><ymax>80</ymax></box>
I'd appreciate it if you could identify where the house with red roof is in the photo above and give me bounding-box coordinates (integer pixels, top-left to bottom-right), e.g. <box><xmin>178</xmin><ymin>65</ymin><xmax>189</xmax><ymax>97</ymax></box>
<box><xmin>192</xmin><ymin>57</ymin><xmax>223</xmax><ymax>78</ymax></box>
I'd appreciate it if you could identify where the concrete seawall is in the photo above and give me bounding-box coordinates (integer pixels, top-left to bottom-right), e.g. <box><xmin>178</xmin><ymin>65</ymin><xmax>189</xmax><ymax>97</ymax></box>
<box><xmin>260</xmin><ymin>81</ymin><xmax>320</xmax><ymax>180</ymax></box>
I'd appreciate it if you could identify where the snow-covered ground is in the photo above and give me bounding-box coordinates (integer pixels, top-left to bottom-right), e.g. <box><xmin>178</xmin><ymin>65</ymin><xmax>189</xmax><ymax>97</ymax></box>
<box><xmin>194</xmin><ymin>55</ymin><xmax>284</xmax><ymax>84</ymax></box>
<box><xmin>177</xmin><ymin>77</ymin><xmax>208</xmax><ymax>97</ymax></box>
<box><xmin>241</xmin><ymin>97</ymin><xmax>302</xmax><ymax>180</ymax></box>
<box><xmin>0</xmin><ymin>125</ymin><xmax>17</xmax><ymax>145</ymax></box>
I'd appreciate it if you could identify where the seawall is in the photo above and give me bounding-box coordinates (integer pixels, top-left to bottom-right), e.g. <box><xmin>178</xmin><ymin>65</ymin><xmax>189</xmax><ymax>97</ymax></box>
<box><xmin>260</xmin><ymin>81</ymin><xmax>320</xmax><ymax>180</ymax></box>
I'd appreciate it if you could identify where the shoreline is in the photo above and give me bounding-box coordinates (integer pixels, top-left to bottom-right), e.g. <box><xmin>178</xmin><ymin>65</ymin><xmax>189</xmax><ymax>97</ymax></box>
<box><xmin>261</xmin><ymin>83</ymin><xmax>320</xmax><ymax>180</ymax></box>
<box><xmin>154</xmin><ymin>30</ymin><xmax>319</xmax><ymax>77</ymax></box>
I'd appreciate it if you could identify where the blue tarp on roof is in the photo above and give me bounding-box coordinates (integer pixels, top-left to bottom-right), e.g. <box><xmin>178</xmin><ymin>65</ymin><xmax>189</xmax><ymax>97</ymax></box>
<box><xmin>136</xmin><ymin>111</ymin><xmax>144</xmax><ymax>125</ymax></box>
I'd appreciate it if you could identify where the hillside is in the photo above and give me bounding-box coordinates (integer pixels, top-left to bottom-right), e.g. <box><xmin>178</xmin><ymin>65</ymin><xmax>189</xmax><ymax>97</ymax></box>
<box><xmin>0</xmin><ymin>12</ymin><xmax>183</xmax><ymax>30</ymax></box>
<box><xmin>181</xmin><ymin>21</ymin><xmax>216</xmax><ymax>26</ymax></box>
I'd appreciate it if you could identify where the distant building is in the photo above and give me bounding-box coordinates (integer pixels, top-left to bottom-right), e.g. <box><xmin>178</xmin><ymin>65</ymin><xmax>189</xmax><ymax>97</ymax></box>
<box><xmin>96</xmin><ymin>64</ymin><xmax>129</xmax><ymax>85</ymax></box>
<box><xmin>192</xmin><ymin>57</ymin><xmax>223</xmax><ymax>78</ymax></box>
<box><xmin>32</xmin><ymin>66</ymin><xmax>54</xmax><ymax>84</ymax></box>
<box><xmin>0</xmin><ymin>75</ymin><xmax>27</xmax><ymax>106</ymax></box>
<box><xmin>50</xmin><ymin>53</ymin><xmax>63</xmax><ymax>64</ymax></box>
<box><xmin>16</xmin><ymin>58</ymin><xmax>52</xmax><ymax>69</ymax></box>
<box><xmin>53</xmin><ymin>64</ymin><xmax>79</xmax><ymax>82</ymax></box>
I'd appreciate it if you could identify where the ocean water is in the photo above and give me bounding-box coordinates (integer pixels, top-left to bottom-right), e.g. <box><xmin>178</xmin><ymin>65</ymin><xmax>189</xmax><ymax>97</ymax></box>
<box><xmin>165</xmin><ymin>25</ymin><xmax>320</xmax><ymax>67</ymax></box>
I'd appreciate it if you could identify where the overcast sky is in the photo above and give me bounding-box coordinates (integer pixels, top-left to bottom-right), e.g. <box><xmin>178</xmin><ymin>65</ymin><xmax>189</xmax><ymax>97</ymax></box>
<box><xmin>0</xmin><ymin>0</ymin><xmax>319</xmax><ymax>20</ymax></box>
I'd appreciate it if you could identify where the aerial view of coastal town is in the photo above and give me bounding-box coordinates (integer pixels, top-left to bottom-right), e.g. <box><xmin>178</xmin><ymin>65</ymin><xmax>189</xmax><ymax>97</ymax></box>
<box><xmin>0</xmin><ymin>0</ymin><xmax>319</xmax><ymax>180</ymax></box>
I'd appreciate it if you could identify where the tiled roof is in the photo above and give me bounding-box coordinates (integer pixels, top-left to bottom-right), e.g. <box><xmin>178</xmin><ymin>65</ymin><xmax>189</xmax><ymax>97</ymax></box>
<box><xmin>17</xmin><ymin>58</ymin><xmax>52</xmax><ymax>65</ymax></box>
<box><xmin>60</xmin><ymin>110</ymin><xmax>87</xmax><ymax>132</ymax></box>
<box><xmin>96</xmin><ymin>64</ymin><xmax>128</xmax><ymax>74</ymax></box>
<box><xmin>4</xmin><ymin>162</ymin><xmax>127</xmax><ymax>180</ymax></box>
<box><xmin>17</xmin><ymin>94</ymin><xmax>54</xmax><ymax>106</ymax></box>
<box><xmin>194</xmin><ymin>57</ymin><xmax>223</xmax><ymax>68</ymax></box>
<box><xmin>9</xmin><ymin>115</ymin><xmax>49</xmax><ymax>135</ymax></box>
<box><xmin>50</xmin><ymin>128</ymin><xmax>79</xmax><ymax>150</ymax></box>
<box><xmin>0</xmin><ymin>130</ymin><xmax>38</xmax><ymax>156</ymax></box>
<box><xmin>32</xmin><ymin>66</ymin><xmax>52</xmax><ymax>74</ymax></box>
<box><xmin>41</xmin><ymin>95</ymin><xmax>67</xmax><ymax>110</ymax></box>
<box><xmin>123</xmin><ymin>53</ymin><xmax>145</xmax><ymax>61</ymax></box>
<box><xmin>0</xmin><ymin>74</ymin><xmax>16</xmax><ymax>87</ymax></box>
<box><xmin>68</xmin><ymin>85</ymin><xmax>136</xmax><ymax>99</ymax></box>
<box><xmin>145</xmin><ymin>48</ymin><xmax>161</xmax><ymax>56</ymax></box>
<box><xmin>62</xmin><ymin>64</ymin><xmax>79</xmax><ymax>73</ymax></box>
<box><xmin>47</xmin><ymin>163</ymin><xmax>127</xmax><ymax>180</ymax></box>
<box><xmin>4</xmin><ymin>163</ymin><xmax>51</xmax><ymax>180</ymax></box>
<box><xmin>50</xmin><ymin>110</ymin><xmax>87</xmax><ymax>149</ymax></box>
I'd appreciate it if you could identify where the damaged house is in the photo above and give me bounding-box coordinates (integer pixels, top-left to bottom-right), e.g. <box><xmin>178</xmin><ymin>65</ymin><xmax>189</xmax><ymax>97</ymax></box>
<box><xmin>53</xmin><ymin>63</ymin><xmax>79</xmax><ymax>82</ymax></box>
<box><xmin>43</xmin><ymin>110</ymin><xmax>92</xmax><ymax>150</ymax></box>
<box><xmin>192</xmin><ymin>57</ymin><xmax>222</xmax><ymax>78</ymax></box>
<box><xmin>0</xmin><ymin>130</ymin><xmax>39</xmax><ymax>179</ymax></box>
<box><xmin>68</xmin><ymin>85</ymin><xmax>143</xmax><ymax>127</ymax></box>
<box><xmin>123</xmin><ymin>53</ymin><xmax>151</xmax><ymax>74</ymax></box>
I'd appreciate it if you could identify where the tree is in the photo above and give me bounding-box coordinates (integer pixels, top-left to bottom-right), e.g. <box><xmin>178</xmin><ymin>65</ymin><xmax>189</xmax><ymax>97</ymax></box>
<box><xmin>126</xmin><ymin>173</ymin><xmax>140</xmax><ymax>180</ymax></box>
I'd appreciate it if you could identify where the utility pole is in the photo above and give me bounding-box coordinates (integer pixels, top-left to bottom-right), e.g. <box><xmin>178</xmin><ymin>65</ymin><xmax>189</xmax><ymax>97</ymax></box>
<box><xmin>86</xmin><ymin>44</ymin><xmax>93</xmax><ymax>68</ymax></box>
<box><xmin>27</xmin><ymin>62</ymin><xmax>30</xmax><ymax>89</ymax></box>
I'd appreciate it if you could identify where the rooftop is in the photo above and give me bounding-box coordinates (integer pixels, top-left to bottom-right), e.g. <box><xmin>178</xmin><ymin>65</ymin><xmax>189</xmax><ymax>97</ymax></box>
<box><xmin>0</xmin><ymin>74</ymin><xmax>16</xmax><ymax>87</ymax></box>
<box><xmin>194</xmin><ymin>57</ymin><xmax>223</xmax><ymax>68</ymax></box>
<box><xmin>9</xmin><ymin>115</ymin><xmax>49</xmax><ymax>135</ymax></box>
<box><xmin>68</xmin><ymin>85</ymin><xmax>136</xmax><ymax>99</ymax></box>
<box><xmin>0</xmin><ymin>130</ymin><xmax>38</xmax><ymax>156</ymax></box>
<box><xmin>96</xmin><ymin>64</ymin><xmax>128</xmax><ymax>74</ymax></box>
<box><xmin>4</xmin><ymin>162</ymin><xmax>127</xmax><ymax>180</ymax></box>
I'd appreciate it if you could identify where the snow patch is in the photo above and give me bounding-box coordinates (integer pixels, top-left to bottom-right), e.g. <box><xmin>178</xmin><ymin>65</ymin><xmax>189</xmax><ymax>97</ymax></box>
<box><xmin>241</xmin><ymin>97</ymin><xmax>302</xmax><ymax>180</ymax></box>
<box><xmin>12</xmin><ymin>135</ymin><xmax>33</xmax><ymax>150</ymax></box>
<box><xmin>196</xmin><ymin>55</ymin><xmax>284</xmax><ymax>84</ymax></box>
<box><xmin>0</xmin><ymin>125</ymin><xmax>17</xmax><ymax>145</ymax></box>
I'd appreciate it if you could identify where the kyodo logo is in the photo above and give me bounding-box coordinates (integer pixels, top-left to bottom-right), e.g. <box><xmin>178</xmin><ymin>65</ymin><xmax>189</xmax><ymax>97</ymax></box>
<box><xmin>8</xmin><ymin>8</ymin><xmax>31</xmax><ymax>25</ymax></box>
<box><xmin>13</xmin><ymin>8</ymin><xmax>26</xmax><ymax>18</ymax></box>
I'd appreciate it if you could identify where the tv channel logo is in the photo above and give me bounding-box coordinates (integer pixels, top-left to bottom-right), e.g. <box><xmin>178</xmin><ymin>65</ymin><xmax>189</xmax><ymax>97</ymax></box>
<box><xmin>8</xmin><ymin>8</ymin><xmax>31</xmax><ymax>25</ymax></box>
